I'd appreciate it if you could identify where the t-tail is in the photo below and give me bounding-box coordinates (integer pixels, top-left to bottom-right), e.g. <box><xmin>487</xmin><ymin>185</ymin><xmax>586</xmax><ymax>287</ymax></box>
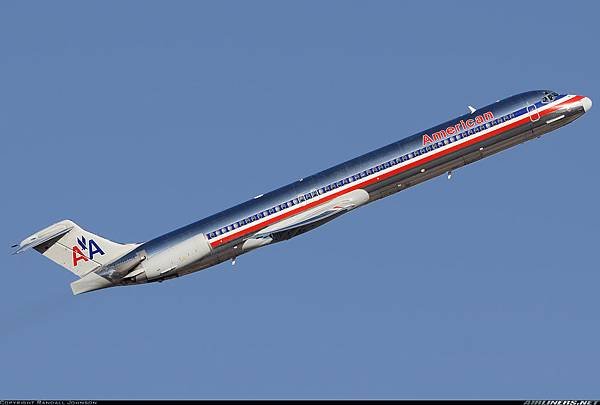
<box><xmin>13</xmin><ymin>220</ymin><xmax>139</xmax><ymax>295</ymax></box>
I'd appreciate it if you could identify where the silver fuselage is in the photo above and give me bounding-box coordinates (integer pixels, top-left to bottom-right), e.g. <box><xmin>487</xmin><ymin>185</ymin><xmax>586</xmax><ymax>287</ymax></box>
<box><xmin>97</xmin><ymin>91</ymin><xmax>591</xmax><ymax>288</ymax></box>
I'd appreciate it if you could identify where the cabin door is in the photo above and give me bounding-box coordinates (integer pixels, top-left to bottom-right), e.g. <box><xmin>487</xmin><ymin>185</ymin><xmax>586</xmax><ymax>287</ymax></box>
<box><xmin>527</xmin><ymin>104</ymin><xmax>540</xmax><ymax>122</ymax></box>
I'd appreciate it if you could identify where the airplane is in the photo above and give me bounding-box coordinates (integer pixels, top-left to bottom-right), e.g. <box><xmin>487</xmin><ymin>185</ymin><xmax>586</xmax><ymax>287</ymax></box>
<box><xmin>13</xmin><ymin>90</ymin><xmax>592</xmax><ymax>295</ymax></box>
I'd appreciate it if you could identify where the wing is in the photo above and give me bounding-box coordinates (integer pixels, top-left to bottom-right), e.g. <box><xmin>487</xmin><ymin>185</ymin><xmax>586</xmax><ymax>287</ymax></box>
<box><xmin>254</xmin><ymin>188</ymin><xmax>370</xmax><ymax>239</ymax></box>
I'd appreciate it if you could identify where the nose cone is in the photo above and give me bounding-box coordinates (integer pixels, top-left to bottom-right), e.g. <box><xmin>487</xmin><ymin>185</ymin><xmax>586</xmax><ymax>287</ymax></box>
<box><xmin>582</xmin><ymin>96</ymin><xmax>592</xmax><ymax>112</ymax></box>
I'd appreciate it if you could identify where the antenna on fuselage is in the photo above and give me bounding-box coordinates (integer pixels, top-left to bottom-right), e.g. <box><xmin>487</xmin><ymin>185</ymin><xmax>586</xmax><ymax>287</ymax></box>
<box><xmin>468</xmin><ymin>105</ymin><xmax>476</xmax><ymax>114</ymax></box>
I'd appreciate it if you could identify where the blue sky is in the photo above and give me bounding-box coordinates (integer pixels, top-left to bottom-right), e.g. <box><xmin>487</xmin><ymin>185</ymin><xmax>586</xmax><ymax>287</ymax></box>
<box><xmin>1</xmin><ymin>0</ymin><xmax>598</xmax><ymax>399</ymax></box>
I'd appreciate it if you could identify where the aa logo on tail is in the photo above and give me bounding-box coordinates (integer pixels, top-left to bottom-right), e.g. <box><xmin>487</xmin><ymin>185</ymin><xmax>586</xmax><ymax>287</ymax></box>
<box><xmin>72</xmin><ymin>236</ymin><xmax>105</xmax><ymax>267</ymax></box>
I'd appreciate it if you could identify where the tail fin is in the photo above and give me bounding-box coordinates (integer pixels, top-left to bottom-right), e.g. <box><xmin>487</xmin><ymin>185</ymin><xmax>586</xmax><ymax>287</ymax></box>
<box><xmin>14</xmin><ymin>219</ymin><xmax>139</xmax><ymax>278</ymax></box>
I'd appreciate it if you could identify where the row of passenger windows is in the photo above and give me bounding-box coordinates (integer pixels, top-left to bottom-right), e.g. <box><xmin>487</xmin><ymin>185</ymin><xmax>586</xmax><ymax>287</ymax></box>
<box><xmin>206</xmin><ymin>111</ymin><xmax>519</xmax><ymax>240</ymax></box>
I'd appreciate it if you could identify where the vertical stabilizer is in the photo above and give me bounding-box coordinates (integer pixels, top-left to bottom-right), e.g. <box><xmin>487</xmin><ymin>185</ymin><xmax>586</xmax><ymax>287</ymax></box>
<box><xmin>14</xmin><ymin>219</ymin><xmax>139</xmax><ymax>278</ymax></box>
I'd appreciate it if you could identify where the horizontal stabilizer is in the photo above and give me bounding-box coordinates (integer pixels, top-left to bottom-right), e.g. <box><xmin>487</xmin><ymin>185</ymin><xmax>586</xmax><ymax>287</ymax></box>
<box><xmin>13</xmin><ymin>222</ymin><xmax>73</xmax><ymax>254</ymax></box>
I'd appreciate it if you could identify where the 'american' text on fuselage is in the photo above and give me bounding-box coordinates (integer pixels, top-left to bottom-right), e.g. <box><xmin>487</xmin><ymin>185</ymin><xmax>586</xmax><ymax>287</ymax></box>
<box><xmin>422</xmin><ymin>111</ymin><xmax>494</xmax><ymax>145</ymax></box>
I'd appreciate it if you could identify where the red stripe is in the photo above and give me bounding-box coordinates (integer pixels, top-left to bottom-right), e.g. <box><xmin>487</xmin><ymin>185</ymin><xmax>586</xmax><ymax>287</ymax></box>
<box><xmin>211</xmin><ymin>96</ymin><xmax>580</xmax><ymax>247</ymax></box>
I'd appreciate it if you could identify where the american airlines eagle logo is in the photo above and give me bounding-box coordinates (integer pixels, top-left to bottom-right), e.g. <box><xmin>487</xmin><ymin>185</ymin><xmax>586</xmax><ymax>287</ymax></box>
<box><xmin>72</xmin><ymin>236</ymin><xmax>105</xmax><ymax>267</ymax></box>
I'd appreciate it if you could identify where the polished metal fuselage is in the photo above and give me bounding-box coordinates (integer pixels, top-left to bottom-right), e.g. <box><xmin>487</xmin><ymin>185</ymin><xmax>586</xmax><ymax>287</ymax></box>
<box><xmin>105</xmin><ymin>90</ymin><xmax>588</xmax><ymax>286</ymax></box>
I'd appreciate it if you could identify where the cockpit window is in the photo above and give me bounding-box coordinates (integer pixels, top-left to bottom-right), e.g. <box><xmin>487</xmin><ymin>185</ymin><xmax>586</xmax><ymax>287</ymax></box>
<box><xmin>541</xmin><ymin>91</ymin><xmax>559</xmax><ymax>103</ymax></box>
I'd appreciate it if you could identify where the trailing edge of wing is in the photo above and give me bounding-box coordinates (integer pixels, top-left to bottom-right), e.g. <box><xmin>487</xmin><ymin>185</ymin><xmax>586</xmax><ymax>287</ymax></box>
<box><xmin>255</xmin><ymin>208</ymin><xmax>344</xmax><ymax>237</ymax></box>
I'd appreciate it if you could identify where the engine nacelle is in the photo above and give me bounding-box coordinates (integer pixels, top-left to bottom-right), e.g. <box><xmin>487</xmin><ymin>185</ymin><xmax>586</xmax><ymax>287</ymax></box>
<box><xmin>140</xmin><ymin>233</ymin><xmax>211</xmax><ymax>281</ymax></box>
